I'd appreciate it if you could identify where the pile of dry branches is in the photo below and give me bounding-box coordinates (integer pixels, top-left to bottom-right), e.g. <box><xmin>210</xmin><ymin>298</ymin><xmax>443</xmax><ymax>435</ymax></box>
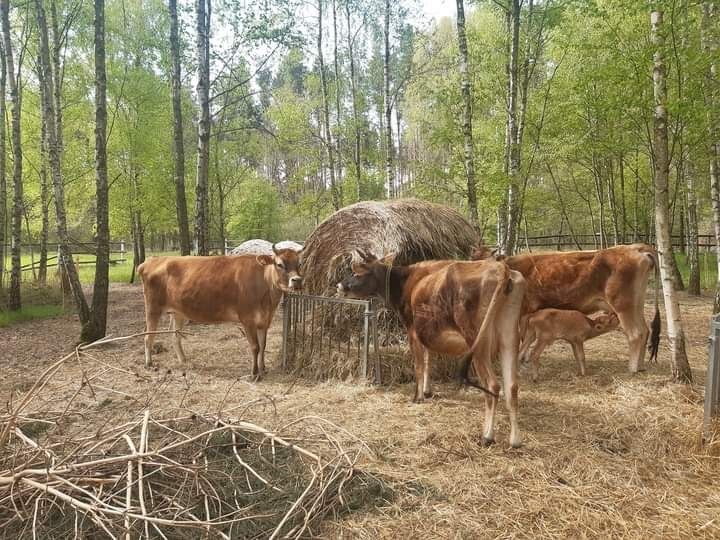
<box><xmin>1</xmin><ymin>336</ymin><xmax>389</xmax><ymax>538</ymax></box>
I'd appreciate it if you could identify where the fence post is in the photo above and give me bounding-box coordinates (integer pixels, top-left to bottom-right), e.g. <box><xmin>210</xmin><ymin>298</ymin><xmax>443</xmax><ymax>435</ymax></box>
<box><xmin>281</xmin><ymin>294</ymin><xmax>291</xmax><ymax>370</ymax></box>
<box><xmin>361</xmin><ymin>301</ymin><xmax>372</xmax><ymax>380</ymax></box>
<box><xmin>224</xmin><ymin>238</ymin><xmax>229</xmax><ymax>255</ymax></box>
<box><xmin>120</xmin><ymin>240</ymin><xmax>126</xmax><ymax>263</ymax></box>
<box><xmin>371</xmin><ymin>305</ymin><xmax>381</xmax><ymax>385</ymax></box>
<box><xmin>704</xmin><ymin>314</ymin><xmax>720</xmax><ymax>438</ymax></box>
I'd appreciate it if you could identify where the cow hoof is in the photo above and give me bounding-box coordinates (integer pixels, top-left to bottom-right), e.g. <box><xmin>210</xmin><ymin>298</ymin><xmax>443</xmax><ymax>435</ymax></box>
<box><xmin>423</xmin><ymin>390</ymin><xmax>434</xmax><ymax>399</ymax></box>
<box><xmin>252</xmin><ymin>374</ymin><xmax>263</xmax><ymax>383</ymax></box>
<box><xmin>412</xmin><ymin>395</ymin><xmax>425</xmax><ymax>404</ymax></box>
<box><xmin>480</xmin><ymin>436</ymin><xmax>495</xmax><ymax>447</ymax></box>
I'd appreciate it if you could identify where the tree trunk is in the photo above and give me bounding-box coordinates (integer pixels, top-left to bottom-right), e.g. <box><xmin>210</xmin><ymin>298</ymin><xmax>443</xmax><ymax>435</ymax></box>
<box><xmin>49</xmin><ymin>0</ymin><xmax>63</xmax><ymax>159</ymax></box>
<box><xmin>0</xmin><ymin>38</ymin><xmax>6</xmax><ymax>290</ymax></box>
<box><xmin>651</xmin><ymin>8</ymin><xmax>692</xmax><ymax>383</ymax></box>
<box><xmin>504</xmin><ymin>0</ymin><xmax>521</xmax><ymax>255</ymax></box>
<box><xmin>383</xmin><ymin>0</ymin><xmax>395</xmax><ymax>199</ymax></box>
<box><xmin>455</xmin><ymin>0</ymin><xmax>479</xmax><ymax>226</ymax></box>
<box><xmin>38</xmin><ymin>96</ymin><xmax>49</xmax><ymax>287</ymax></box>
<box><xmin>345</xmin><ymin>4</ymin><xmax>362</xmax><ymax>201</ymax></box>
<box><xmin>619</xmin><ymin>154</ymin><xmax>627</xmax><ymax>243</ymax></box>
<box><xmin>169</xmin><ymin>0</ymin><xmax>191</xmax><ymax>255</ymax></box>
<box><xmin>36</xmin><ymin>0</ymin><xmax>90</xmax><ymax>324</ymax></box>
<box><xmin>332</xmin><ymin>0</ymin><xmax>343</xmax><ymax>199</ymax></box>
<box><xmin>686</xmin><ymin>156</ymin><xmax>700</xmax><ymax>295</ymax></box>
<box><xmin>703</xmin><ymin>2</ymin><xmax>720</xmax><ymax>312</ymax></box>
<box><xmin>81</xmin><ymin>0</ymin><xmax>110</xmax><ymax>342</ymax></box>
<box><xmin>194</xmin><ymin>0</ymin><xmax>211</xmax><ymax>255</ymax></box>
<box><xmin>318</xmin><ymin>0</ymin><xmax>339</xmax><ymax>210</ymax></box>
<box><xmin>2</xmin><ymin>0</ymin><xmax>23</xmax><ymax>311</ymax></box>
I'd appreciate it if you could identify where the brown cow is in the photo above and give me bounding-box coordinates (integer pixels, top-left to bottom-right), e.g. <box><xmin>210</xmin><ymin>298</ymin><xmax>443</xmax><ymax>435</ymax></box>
<box><xmin>138</xmin><ymin>246</ymin><xmax>302</xmax><ymax>379</ymax></box>
<box><xmin>337</xmin><ymin>252</ymin><xmax>526</xmax><ymax>448</ymax></box>
<box><xmin>471</xmin><ymin>244</ymin><xmax>660</xmax><ymax>373</ymax></box>
<box><xmin>518</xmin><ymin>309</ymin><xmax>620</xmax><ymax>381</ymax></box>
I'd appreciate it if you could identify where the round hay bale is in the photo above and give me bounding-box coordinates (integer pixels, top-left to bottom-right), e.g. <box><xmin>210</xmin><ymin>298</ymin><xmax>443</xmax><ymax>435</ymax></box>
<box><xmin>301</xmin><ymin>199</ymin><xmax>479</xmax><ymax>295</ymax></box>
<box><xmin>230</xmin><ymin>239</ymin><xmax>303</xmax><ymax>256</ymax></box>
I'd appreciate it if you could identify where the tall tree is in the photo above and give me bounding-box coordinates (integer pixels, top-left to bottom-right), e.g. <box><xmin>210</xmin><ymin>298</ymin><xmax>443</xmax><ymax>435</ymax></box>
<box><xmin>0</xmin><ymin>39</ymin><xmax>6</xmax><ymax>290</ymax></box>
<box><xmin>169</xmin><ymin>0</ymin><xmax>191</xmax><ymax>255</ymax></box>
<box><xmin>345</xmin><ymin>3</ymin><xmax>362</xmax><ymax>200</ymax></box>
<box><xmin>704</xmin><ymin>1</ymin><xmax>720</xmax><ymax>312</ymax></box>
<box><xmin>36</xmin><ymin>0</ymin><xmax>90</xmax><ymax>325</ymax></box>
<box><xmin>37</xmin><ymin>89</ymin><xmax>49</xmax><ymax>286</ymax></box>
<box><xmin>2</xmin><ymin>0</ymin><xmax>23</xmax><ymax>311</ymax></box>
<box><xmin>332</xmin><ymin>0</ymin><xmax>342</xmax><ymax>194</ymax></box>
<box><xmin>383</xmin><ymin>0</ymin><xmax>395</xmax><ymax>198</ymax></box>
<box><xmin>503</xmin><ymin>0</ymin><xmax>521</xmax><ymax>255</ymax></box>
<box><xmin>81</xmin><ymin>0</ymin><xmax>110</xmax><ymax>341</ymax></box>
<box><xmin>650</xmin><ymin>7</ymin><xmax>691</xmax><ymax>383</ymax></box>
<box><xmin>194</xmin><ymin>0</ymin><xmax>211</xmax><ymax>255</ymax></box>
<box><xmin>318</xmin><ymin>0</ymin><xmax>339</xmax><ymax>210</ymax></box>
<box><xmin>455</xmin><ymin>0</ymin><xmax>479</xmax><ymax>226</ymax></box>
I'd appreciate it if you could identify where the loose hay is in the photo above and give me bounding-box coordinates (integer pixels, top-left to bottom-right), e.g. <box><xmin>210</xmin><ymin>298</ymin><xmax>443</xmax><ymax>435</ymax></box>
<box><xmin>0</xmin><ymin>339</ymin><xmax>391</xmax><ymax>539</ymax></box>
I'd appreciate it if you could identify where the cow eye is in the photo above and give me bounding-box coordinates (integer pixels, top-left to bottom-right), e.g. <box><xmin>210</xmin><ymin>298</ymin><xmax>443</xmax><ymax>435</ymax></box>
<box><xmin>277</xmin><ymin>262</ymin><xmax>285</xmax><ymax>269</ymax></box>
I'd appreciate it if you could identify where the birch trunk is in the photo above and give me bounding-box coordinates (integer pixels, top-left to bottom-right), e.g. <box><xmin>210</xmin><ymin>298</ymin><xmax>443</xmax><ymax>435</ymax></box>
<box><xmin>318</xmin><ymin>0</ymin><xmax>339</xmax><ymax>210</ymax></box>
<box><xmin>0</xmin><ymin>39</ymin><xmax>6</xmax><ymax>290</ymax></box>
<box><xmin>332</xmin><ymin>0</ymin><xmax>343</xmax><ymax>196</ymax></box>
<box><xmin>504</xmin><ymin>0</ymin><xmax>521</xmax><ymax>255</ymax></box>
<box><xmin>169</xmin><ymin>0</ymin><xmax>191</xmax><ymax>255</ymax></box>
<box><xmin>651</xmin><ymin>8</ymin><xmax>692</xmax><ymax>383</ymax></box>
<box><xmin>194</xmin><ymin>0</ymin><xmax>211</xmax><ymax>255</ymax></box>
<box><xmin>686</xmin><ymin>155</ymin><xmax>700</xmax><ymax>295</ymax></box>
<box><xmin>2</xmin><ymin>0</ymin><xmax>23</xmax><ymax>310</ymax></box>
<box><xmin>345</xmin><ymin>5</ymin><xmax>362</xmax><ymax>200</ymax></box>
<box><xmin>38</xmin><ymin>94</ymin><xmax>49</xmax><ymax>286</ymax></box>
<box><xmin>455</xmin><ymin>0</ymin><xmax>479</xmax><ymax>226</ymax></box>
<box><xmin>383</xmin><ymin>0</ymin><xmax>395</xmax><ymax>199</ymax></box>
<box><xmin>82</xmin><ymin>0</ymin><xmax>110</xmax><ymax>341</ymax></box>
<box><xmin>36</xmin><ymin>0</ymin><xmax>90</xmax><ymax>324</ymax></box>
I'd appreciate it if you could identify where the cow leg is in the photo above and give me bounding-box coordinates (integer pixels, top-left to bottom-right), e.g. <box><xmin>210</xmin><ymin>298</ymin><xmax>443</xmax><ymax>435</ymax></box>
<box><xmin>409</xmin><ymin>330</ymin><xmax>427</xmax><ymax>403</ymax></box>
<box><xmin>615</xmin><ymin>307</ymin><xmax>649</xmax><ymax>373</ymax></box>
<box><xmin>527</xmin><ymin>337</ymin><xmax>549</xmax><ymax>383</ymax></box>
<box><xmin>242</xmin><ymin>323</ymin><xmax>261</xmax><ymax>381</ymax></box>
<box><xmin>473</xmin><ymin>357</ymin><xmax>500</xmax><ymax>446</ymax></box>
<box><xmin>171</xmin><ymin>315</ymin><xmax>187</xmax><ymax>364</ymax></box>
<box><xmin>144</xmin><ymin>309</ymin><xmax>162</xmax><ymax>368</ymax></box>
<box><xmin>570</xmin><ymin>341</ymin><xmax>587</xmax><ymax>376</ymax></box>
<box><xmin>256</xmin><ymin>327</ymin><xmax>268</xmax><ymax>377</ymax></box>
<box><xmin>518</xmin><ymin>326</ymin><xmax>536</xmax><ymax>365</ymax></box>
<box><xmin>498</xmin><ymin>328</ymin><xmax>522</xmax><ymax>449</ymax></box>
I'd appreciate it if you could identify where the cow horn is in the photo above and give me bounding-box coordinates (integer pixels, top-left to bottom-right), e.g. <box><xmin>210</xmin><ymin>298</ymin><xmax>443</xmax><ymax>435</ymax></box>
<box><xmin>272</xmin><ymin>243</ymin><xmax>279</xmax><ymax>255</ymax></box>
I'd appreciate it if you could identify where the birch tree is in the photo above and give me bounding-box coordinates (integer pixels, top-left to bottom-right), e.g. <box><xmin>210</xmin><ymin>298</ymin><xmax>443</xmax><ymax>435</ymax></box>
<box><xmin>195</xmin><ymin>0</ymin><xmax>211</xmax><ymax>255</ymax></box>
<box><xmin>455</xmin><ymin>0</ymin><xmax>479</xmax><ymax>226</ymax></box>
<box><xmin>318</xmin><ymin>0</ymin><xmax>339</xmax><ymax>210</ymax></box>
<box><xmin>651</xmin><ymin>7</ymin><xmax>692</xmax><ymax>383</ymax></box>
<box><xmin>383</xmin><ymin>0</ymin><xmax>395</xmax><ymax>198</ymax></box>
<box><xmin>169</xmin><ymin>0</ymin><xmax>191</xmax><ymax>255</ymax></box>
<box><xmin>2</xmin><ymin>0</ymin><xmax>24</xmax><ymax>310</ymax></box>
<box><xmin>0</xmin><ymin>40</ymin><xmax>6</xmax><ymax>290</ymax></box>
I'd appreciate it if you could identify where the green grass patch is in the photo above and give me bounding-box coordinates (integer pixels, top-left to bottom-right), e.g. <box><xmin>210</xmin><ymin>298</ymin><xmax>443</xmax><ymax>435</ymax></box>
<box><xmin>0</xmin><ymin>304</ymin><xmax>65</xmax><ymax>327</ymax></box>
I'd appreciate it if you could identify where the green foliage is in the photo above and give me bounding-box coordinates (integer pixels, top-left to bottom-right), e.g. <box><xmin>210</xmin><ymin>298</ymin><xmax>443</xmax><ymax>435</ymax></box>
<box><xmin>227</xmin><ymin>178</ymin><xmax>282</xmax><ymax>241</ymax></box>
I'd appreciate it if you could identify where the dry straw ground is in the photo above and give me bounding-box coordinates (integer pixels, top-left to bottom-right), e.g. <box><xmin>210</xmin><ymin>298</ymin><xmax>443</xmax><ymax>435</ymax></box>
<box><xmin>2</xmin><ymin>283</ymin><xmax>720</xmax><ymax>538</ymax></box>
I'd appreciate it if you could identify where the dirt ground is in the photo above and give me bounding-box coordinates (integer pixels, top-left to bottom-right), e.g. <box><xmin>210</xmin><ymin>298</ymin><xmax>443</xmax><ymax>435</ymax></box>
<box><xmin>2</xmin><ymin>283</ymin><xmax>720</xmax><ymax>539</ymax></box>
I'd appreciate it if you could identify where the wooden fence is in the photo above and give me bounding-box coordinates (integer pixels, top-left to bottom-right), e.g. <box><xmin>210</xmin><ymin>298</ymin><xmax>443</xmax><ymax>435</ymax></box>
<box><xmin>520</xmin><ymin>233</ymin><xmax>717</xmax><ymax>251</ymax></box>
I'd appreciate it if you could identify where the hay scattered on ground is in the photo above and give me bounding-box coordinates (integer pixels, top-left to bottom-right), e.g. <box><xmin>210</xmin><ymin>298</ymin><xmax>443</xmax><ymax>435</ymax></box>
<box><xmin>300</xmin><ymin>199</ymin><xmax>479</xmax><ymax>295</ymax></box>
<box><xmin>0</xmin><ymin>338</ymin><xmax>391</xmax><ymax>539</ymax></box>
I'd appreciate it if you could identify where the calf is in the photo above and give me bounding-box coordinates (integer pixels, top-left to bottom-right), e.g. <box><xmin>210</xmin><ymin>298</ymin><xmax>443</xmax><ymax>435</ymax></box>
<box><xmin>137</xmin><ymin>246</ymin><xmax>302</xmax><ymax>379</ymax></box>
<box><xmin>338</xmin><ymin>252</ymin><xmax>526</xmax><ymax>448</ymax></box>
<box><xmin>518</xmin><ymin>309</ymin><xmax>620</xmax><ymax>381</ymax></box>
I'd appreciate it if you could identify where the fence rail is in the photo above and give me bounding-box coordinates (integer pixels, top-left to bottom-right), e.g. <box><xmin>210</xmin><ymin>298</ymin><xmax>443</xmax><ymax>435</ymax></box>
<box><xmin>521</xmin><ymin>234</ymin><xmax>717</xmax><ymax>250</ymax></box>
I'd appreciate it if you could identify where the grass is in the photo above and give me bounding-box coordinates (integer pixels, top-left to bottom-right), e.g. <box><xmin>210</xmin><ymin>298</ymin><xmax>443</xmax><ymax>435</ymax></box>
<box><xmin>0</xmin><ymin>304</ymin><xmax>65</xmax><ymax>327</ymax></box>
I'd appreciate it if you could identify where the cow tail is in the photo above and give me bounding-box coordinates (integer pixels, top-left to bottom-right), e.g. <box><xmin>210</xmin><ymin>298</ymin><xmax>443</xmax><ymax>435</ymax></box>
<box><xmin>460</xmin><ymin>264</ymin><xmax>510</xmax><ymax>396</ymax></box>
<box><xmin>648</xmin><ymin>250</ymin><xmax>661</xmax><ymax>363</ymax></box>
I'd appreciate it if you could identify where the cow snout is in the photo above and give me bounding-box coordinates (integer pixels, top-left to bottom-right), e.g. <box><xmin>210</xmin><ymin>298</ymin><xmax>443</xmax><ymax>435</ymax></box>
<box><xmin>289</xmin><ymin>276</ymin><xmax>303</xmax><ymax>290</ymax></box>
<box><xmin>336</xmin><ymin>281</ymin><xmax>345</xmax><ymax>295</ymax></box>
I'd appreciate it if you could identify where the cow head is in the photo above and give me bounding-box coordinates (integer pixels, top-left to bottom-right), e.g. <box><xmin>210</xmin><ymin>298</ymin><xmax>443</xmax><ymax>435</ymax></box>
<box><xmin>592</xmin><ymin>311</ymin><xmax>619</xmax><ymax>333</ymax></box>
<box><xmin>258</xmin><ymin>244</ymin><xmax>303</xmax><ymax>292</ymax></box>
<box><xmin>471</xmin><ymin>244</ymin><xmax>505</xmax><ymax>261</ymax></box>
<box><xmin>336</xmin><ymin>250</ymin><xmax>394</xmax><ymax>299</ymax></box>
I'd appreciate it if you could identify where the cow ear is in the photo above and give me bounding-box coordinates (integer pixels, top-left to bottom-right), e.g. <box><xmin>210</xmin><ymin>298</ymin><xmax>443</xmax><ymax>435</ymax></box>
<box><xmin>351</xmin><ymin>261</ymin><xmax>367</xmax><ymax>274</ymax></box>
<box><xmin>356</xmin><ymin>249</ymin><xmax>376</xmax><ymax>263</ymax></box>
<box><xmin>257</xmin><ymin>255</ymin><xmax>274</xmax><ymax>266</ymax></box>
<box><xmin>381</xmin><ymin>253</ymin><xmax>396</xmax><ymax>266</ymax></box>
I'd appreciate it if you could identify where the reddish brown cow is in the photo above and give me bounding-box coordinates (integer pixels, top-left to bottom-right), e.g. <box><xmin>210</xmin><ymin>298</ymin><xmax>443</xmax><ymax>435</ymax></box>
<box><xmin>518</xmin><ymin>309</ymin><xmax>620</xmax><ymax>381</ymax></box>
<box><xmin>338</xmin><ymin>252</ymin><xmax>526</xmax><ymax>448</ymax></box>
<box><xmin>138</xmin><ymin>246</ymin><xmax>302</xmax><ymax>379</ymax></box>
<box><xmin>471</xmin><ymin>244</ymin><xmax>660</xmax><ymax>373</ymax></box>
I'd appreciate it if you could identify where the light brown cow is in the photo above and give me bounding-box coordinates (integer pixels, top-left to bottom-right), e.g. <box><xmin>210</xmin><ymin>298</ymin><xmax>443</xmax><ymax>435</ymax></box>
<box><xmin>518</xmin><ymin>309</ymin><xmax>620</xmax><ymax>381</ymax></box>
<box><xmin>137</xmin><ymin>246</ymin><xmax>302</xmax><ymax>379</ymax></box>
<box><xmin>338</xmin><ymin>252</ymin><xmax>526</xmax><ymax>448</ymax></box>
<box><xmin>471</xmin><ymin>243</ymin><xmax>660</xmax><ymax>373</ymax></box>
